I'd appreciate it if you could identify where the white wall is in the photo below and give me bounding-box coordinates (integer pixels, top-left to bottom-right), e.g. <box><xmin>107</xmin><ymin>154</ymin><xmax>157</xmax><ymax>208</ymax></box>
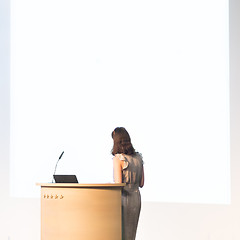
<box><xmin>0</xmin><ymin>0</ymin><xmax>240</xmax><ymax>239</ymax></box>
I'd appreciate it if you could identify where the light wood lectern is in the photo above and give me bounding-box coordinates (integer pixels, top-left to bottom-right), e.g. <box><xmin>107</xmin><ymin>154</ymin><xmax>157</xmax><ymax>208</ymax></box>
<box><xmin>37</xmin><ymin>183</ymin><xmax>125</xmax><ymax>240</ymax></box>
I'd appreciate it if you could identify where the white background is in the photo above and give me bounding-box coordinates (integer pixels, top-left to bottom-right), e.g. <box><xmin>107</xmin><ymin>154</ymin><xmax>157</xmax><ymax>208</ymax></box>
<box><xmin>10</xmin><ymin>0</ymin><xmax>230</xmax><ymax>203</ymax></box>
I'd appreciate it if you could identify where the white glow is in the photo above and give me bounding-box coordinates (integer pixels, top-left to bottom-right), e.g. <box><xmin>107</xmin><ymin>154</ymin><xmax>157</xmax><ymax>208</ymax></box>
<box><xmin>10</xmin><ymin>0</ymin><xmax>230</xmax><ymax>203</ymax></box>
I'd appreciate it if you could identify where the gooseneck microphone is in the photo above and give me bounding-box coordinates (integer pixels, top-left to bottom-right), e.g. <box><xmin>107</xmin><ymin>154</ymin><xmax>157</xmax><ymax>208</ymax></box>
<box><xmin>52</xmin><ymin>151</ymin><xmax>64</xmax><ymax>183</ymax></box>
<box><xmin>58</xmin><ymin>151</ymin><xmax>64</xmax><ymax>160</ymax></box>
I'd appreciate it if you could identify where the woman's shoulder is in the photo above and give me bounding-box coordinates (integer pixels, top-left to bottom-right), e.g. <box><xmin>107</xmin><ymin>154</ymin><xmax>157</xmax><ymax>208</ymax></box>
<box><xmin>114</xmin><ymin>154</ymin><xmax>129</xmax><ymax>170</ymax></box>
<box><xmin>133</xmin><ymin>152</ymin><xmax>144</xmax><ymax>164</ymax></box>
<box><xmin>114</xmin><ymin>152</ymin><xmax>143</xmax><ymax>164</ymax></box>
<box><xmin>114</xmin><ymin>153</ymin><xmax>126</xmax><ymax>161</ymax></box>
<box><xmin>134</xmin><ymin>152</ymin><xmax>142</xmax><ymax>157</ymax></box>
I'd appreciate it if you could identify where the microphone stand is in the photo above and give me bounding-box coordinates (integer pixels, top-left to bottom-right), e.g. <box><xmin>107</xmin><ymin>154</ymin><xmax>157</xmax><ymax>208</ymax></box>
<box><xmin>52</xmin><ymin>151</ymin><xmax>64</xmax><ymax>183</ymax></box>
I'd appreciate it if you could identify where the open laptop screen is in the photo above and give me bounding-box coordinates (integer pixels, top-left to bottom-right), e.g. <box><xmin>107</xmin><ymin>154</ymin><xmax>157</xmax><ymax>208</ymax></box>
<box><xmin>53</xmin><ymin>175</ymin><xmax>78</xmax><ymax>183</ymax></box>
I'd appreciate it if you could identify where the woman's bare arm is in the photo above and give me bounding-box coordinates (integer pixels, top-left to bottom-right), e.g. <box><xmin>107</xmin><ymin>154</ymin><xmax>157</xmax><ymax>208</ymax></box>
<box><xmin>139</xmin><ymin>167</ymin><xmax>144</xmax><ymax>188</ymax></box>
<box><xmin>113</xmin><ymin>156</ymin><xmax>122</xmax><ymax>183</ymax></box>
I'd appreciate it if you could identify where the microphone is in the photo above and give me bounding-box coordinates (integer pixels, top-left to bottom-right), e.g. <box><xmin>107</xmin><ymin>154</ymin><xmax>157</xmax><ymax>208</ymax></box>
<box><xmin>52</xmin><ymin>151</ymin><xmax>64</xmax><ymax>183</ymax></box>
<box><xmin>58</xmin><ymin>151</ymin><xmax>64</xmax><ymax>160</ymax></box>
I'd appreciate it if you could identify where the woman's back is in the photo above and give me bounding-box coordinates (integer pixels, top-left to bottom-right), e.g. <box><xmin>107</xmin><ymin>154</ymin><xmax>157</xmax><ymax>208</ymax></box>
<box><xmin>116</xmin><ymin>153</ymin><xmax>143</xmax><ymax>188</ymax></box>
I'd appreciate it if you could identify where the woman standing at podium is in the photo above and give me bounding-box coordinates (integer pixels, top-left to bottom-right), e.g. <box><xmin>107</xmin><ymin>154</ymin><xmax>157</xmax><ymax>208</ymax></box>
<box><xmin>112</xmin><ymin>127</ymin><xmax>144</xmax><ymax>240</ymax></box>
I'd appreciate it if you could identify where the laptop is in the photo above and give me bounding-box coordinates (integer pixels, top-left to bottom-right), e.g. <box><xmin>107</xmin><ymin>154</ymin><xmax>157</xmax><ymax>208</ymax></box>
<box><xmin>53</xmin><ymin>175</ymin><xmax>78</xmax><ymax>183</ymax></box>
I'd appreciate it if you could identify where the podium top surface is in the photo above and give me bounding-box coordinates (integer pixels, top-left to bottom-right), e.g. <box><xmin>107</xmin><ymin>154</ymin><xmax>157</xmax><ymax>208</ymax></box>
<box><xmin>36</xmin><ymin>183</ymin><xmax>126</xmax><ymax>188</ymax></box>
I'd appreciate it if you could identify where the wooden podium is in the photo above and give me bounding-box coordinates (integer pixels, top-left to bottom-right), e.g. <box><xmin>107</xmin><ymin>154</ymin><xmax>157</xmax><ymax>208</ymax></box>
<box><xmin>37</xmin><ymin>183</ymin><xmax>125</xmax><ymax>240</ymax></box>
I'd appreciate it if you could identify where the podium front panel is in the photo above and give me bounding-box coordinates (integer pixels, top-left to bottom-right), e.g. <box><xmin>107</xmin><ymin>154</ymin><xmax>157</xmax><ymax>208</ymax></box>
<box><xmin>40</xmin><ymin>184</ymin><xmax>123</xmax><ymax>240</ymax></box>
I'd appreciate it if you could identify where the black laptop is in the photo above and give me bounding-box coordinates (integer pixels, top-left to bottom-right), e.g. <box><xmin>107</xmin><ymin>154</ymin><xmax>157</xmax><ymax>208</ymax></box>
<box><xmin>53</xmin><ymin>175</ymin><xmax>78</xmax><ymax>183</ymax></box>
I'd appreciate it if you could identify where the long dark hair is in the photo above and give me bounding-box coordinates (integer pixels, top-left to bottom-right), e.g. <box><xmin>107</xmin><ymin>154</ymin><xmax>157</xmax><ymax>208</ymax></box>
<box><xmin>111</xmin><ymin>127</ymin><xmax>135</xmax><ymax>155</ymax></box>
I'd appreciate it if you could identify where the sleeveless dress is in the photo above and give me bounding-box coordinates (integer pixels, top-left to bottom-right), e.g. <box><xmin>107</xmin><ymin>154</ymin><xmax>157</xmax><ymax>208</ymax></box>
<box><xmin>115</xmin><ymin>153</ymin><xmax>144</xmax><ymax>240</ymax></box>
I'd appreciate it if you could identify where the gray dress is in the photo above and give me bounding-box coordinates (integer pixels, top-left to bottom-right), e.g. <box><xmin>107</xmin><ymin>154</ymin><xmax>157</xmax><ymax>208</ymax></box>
<box><xmin>115</xmin><ymin>153</ymin><xmax>144</xmax><ymax>240</ymax></box>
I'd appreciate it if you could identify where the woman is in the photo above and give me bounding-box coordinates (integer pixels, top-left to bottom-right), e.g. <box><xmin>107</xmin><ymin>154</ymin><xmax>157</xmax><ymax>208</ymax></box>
<box><xmin>112</xmin><ymin>127</ymin><xmax>144</xmax><ymax>240</ymax></box>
